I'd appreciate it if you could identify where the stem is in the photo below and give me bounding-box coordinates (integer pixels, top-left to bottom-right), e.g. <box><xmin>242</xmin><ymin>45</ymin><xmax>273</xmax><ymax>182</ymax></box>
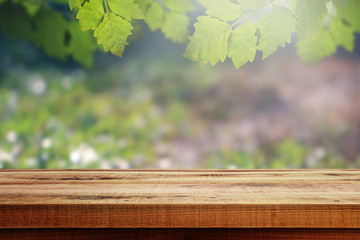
<box><xmin>103</xmin><ymin>0</ymin><xmax>109</xmax><ymax>13</ymax></box>
<box><xmin>103</xmin><ymin>0</ymin><xmax>115</xmax><ymax>45</ymax></box>
<box><xmin>230</xmin><ymin>0</ymin><xmax>275</xmax><ymax>29</ymax></box>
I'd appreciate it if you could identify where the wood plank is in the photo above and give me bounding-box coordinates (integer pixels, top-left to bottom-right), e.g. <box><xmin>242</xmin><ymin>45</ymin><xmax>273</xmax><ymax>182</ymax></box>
<box><xmin>0</xmin><ymin>170</ymin><xmax>359</xmax><ymax>228</ymax></box>
<box><xmin>1</xmin><ymin>228</ymin><xmax>360</xmax><ymax>240</ymax></box>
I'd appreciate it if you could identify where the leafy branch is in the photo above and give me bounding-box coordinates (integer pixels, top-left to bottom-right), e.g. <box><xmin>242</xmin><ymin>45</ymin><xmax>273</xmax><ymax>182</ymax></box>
<box><xmin>1</xmin><ymin>0</ymin><xmax>359</xmax><ymax>68</ymax></box>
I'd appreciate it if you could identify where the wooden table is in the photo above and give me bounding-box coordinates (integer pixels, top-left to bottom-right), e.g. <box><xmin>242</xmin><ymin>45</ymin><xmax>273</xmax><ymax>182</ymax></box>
<box><xmin>0</xmin><ymin>169</ymin><xmax>359</xmax><ymax>239</ymax></box>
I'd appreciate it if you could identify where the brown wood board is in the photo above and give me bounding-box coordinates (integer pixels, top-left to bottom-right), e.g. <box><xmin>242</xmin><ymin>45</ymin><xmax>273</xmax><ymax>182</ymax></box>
<box><xmin>0</xmin><ymin>170</ymin><xmax>359</xmax><ymax>228</ymax></box>
<box><xmin>1</xmin><ymin>228</ymin><xmax>360</xmax><ymax>240</ymax></box>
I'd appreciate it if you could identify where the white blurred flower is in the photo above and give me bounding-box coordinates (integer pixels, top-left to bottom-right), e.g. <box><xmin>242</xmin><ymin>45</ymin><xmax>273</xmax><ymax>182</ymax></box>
<box><xmin>61</xmin><ymin>76</ymin><xmax>73</xmax><ymax>90</ymax></box>
<box><xmin>27</xmin><ymin>157</ymin><xmax>38</xmax><ymax>167</ymax></box>
<box><xmin>157</xmin><ymin>158</ymin><xmax>173</xmax><ymax>169</ymax></box>
<box><xmin>314</xmin><ymin>147</ymin><xmax>325</xmax><ymax>159</ymax></box>
<box><xmin>69</xmin><ymin>143</ymin><xmax>98</xmax><ymax>165</ymax></box>
<box><xmin>41</xmin><ymin>138</ymin><xmax>52</xmax><ymax>149</ymax></box>
<box><xmin>0</xmin><ymin>148</ymin><xmax>11</xmax><ymax>162</ymax></box>
<box><xmin>70</xmin><ymin>151</ymin><xmax>81</xmax><ymax>164</ymax></box>
<box><xmin>306</xmin><ymin>147</ymin><xmax>326</xmax><ymax>167</ymax></box>
<box><xmin>6</xmin><ymin>131</ymin><xmax>17</xmax><ymax>143</ymax></box>
<box><xmin>28</xmin><ymin>74</ymin><xmax>46</xmax><ymax>95</ymax></box>
<box><xmin>228</xmin><ymin>164</ymin><xmax>237</xmax><ymax>170</ymax></box>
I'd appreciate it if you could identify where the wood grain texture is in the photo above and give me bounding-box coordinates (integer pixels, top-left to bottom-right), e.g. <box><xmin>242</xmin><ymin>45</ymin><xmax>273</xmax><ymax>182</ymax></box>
<box><xmin>1</xmin><ymin>228</ymin><xmax>360</xmax><ymax>240</ymax></box>
<box><xmin>0</xmin><ymin>170</ymin><xmax>359</xmax><ymax>228</ymax></box>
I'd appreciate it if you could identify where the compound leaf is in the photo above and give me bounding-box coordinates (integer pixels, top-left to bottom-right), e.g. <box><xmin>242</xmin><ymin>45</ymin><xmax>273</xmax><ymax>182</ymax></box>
<box><xmin>228</xmin><ymin>21</ymin><xmax>258</xmax><ymax>68</ymax></box>
<box><xmin>67</xmin><ymin>21</ymin><xmax>97</xmax><ymax>67</ymax></box>
<box><xmin>162</xmin><ymin>12</ymin><xmax>189</xmax><ymax>43</ymax></box>
<box><xmin>69</xmin><ymin>0</ymin><xmax>84</xmax><ymax>10</ymax></box>
<box><xmin>94</xmin><ymin>12</ymin><xmax>132</xmax><ymax>56</ymax></box>
<box><xmin>237</xmin><ymin>0</ymin><xmax>269</xmax><ymax>10</ymax></box>
<box><xmin>199</xmin><ymin>0</ymin><xmax>243</xmax><ymax>22</ymax></box>
<box><xmin>338</xmin><ymin>0</ymin><xmax>360</xmax><ymax>32</ymax></box>
<box><xmin>144</xmin><ymin>2</ymin><xmax>164</xmax><ymax>31</ymax></box>
<box><xmin>295</xmin><ymin>0</ymin><xmax>329</xmax><ymax>40</ymax></box>
<box><xmin>164</xmin><ymin>0</ymin><xmax>194</xmax><ymax>13</ymax></box>
<box><xmin>329</xmin><ymin>16</ymin><xmax>355</xmax><ymax>52</ymax></box>
<box><xmin>297</xmin><ymin>28</ymin><xmax>336</xmax><ymax>64</ymax></box>
<box><xmin>184</xmin><ymin>16</ymin><xmax>232</xmax><ymax>65</ymax></box>
<box><xmin>258</xmin><ymin>6</ymin><xmax>296</xmax><ymax>59</ymax></box>
<box><xmin>332</xmin><ymin>0</ymin><xmax>347</xmax><ymax>8</ymax></box>
<box><xmin>33</xmin><ymin>11</ymin><xmax>69</xmax><ymax>60</ymax></box>
<box><xmin>76</xmin><ymin>0</ymin><xmax>104</xmax><ymax>31</ymax></box>
<box><xmin>107</xmin><ymin>0</ymin><xmax>144</xmax><ymax>20</ymax></box>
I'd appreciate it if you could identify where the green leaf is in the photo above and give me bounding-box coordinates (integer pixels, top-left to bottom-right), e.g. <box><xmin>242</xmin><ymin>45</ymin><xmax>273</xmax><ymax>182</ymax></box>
<box><xmin>258</xmin><ymin>6</ymin><xmax>296</xmax><ymax>59</ymax></box>
<box><xmin>332</xmin><ymin>0</ymin><xmax>347</xmax><ymax>8</ymax></box>
<box><xmin>33</xmin><ymin>11</ymin><xmax>69</xmax><ymax>60</ymax></box>
<box><xmin>76</xmin><ymin>0</ymin><xmax>104</xmax><ymax>31</ymax></box>
<box><xmin>338</xmin><ymin>0</ymin><xmax>360</xmax><ymax>32</ymax></box>
<box><xmin>184</xmin><ymin>16</ymin><xmax>232</xmax><ymax>65</ymax></box>
<box><xmin>21</xmin><ymin>1</ymin><xmax>40</xmax><ymax>16</ymax></box>
<box><xmin>65</xmin><ymin>0</ymin><xmax>359</xmax><ymax>67</ymax></box>
<box><xmin>134</xmin><ymin>0</ymin><xmax>151</xmax><ymax>12</ymax></box>
<box><xmin>107</xmin><ymin>0</ymin><xmax>144</xmax><ymax>20</ymax></box>
<box><xmin>236</xmin><ymin>0</ymin><xmax>269</xmax><ymax>10</ymax></box>
<box><xmin>295</xmin><ymin>0</ymin><xmax>328</xmax><ymax>40</ymax></box>
<box><xmin>199</xmin><ymin>0</ymin><xmax>243</xmax><ymax>21</ymax></box>
<box><xmin>94</xmin><ymin>12</ymin><xmax>133</xmax><ymax>56</ymax></box>
<box><xmin>297</xmin><ymin>28</ymin><xmax>336</xmax><ymax>64</ymax></box>
<box><xmin>69</xmin><ymin>0</ymin><xmax>84</xmax><ymax>10</ymax></box>
<box><xmin>164</xmin><ymin>0</ymin><xmax>194</xmax><ymax>13</ymax></box>
<box><xmin>144</xmin><ymin>2</ymin><xmax>164</xmax><ymax>31</ymax></box>
<box><xmin>161</xmin><ymin>12</ymin><xmax>189</xmax><ymax>43</ymax></box>
<box><xmin>0</xmin><ymin>0</ymin><xmax>6</xmax><ymax>4</ymax></box>
<box><xmin>67</xmin><ymin>21</ymin><xmax>97</xmax><ymax>67</ymax></box>
<box><xmin>139</xmin><ymin>0</ymin><xmax>193</xmax><ymax>43</ymax></box>
<box><xmin>329</xmin><ymin>16</ymin><xmax>355</xmax><ymax>52</ymax></box>
<box><xmin>228</xmin><ymin>21</ymin><xmax>258</xmax><ymax>68</ymax></box>
<box><xmin>290</xmin><ymin>0</ymin><xmax>297</xmax><ymax>12</ymax></box>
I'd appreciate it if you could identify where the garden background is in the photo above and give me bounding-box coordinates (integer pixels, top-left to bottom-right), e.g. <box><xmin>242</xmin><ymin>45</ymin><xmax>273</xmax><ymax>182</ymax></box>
<box><xmin>1</xmin><ymin>4</ymin><xmax>360</xmax><ymax>170</ymax></box>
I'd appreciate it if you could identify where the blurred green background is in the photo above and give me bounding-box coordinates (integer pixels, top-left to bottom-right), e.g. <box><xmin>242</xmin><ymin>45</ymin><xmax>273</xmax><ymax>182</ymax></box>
<box><xmin>1</xmin><ymin>17</ymin><xmax>360</xmax><ymax>169</ymax></box>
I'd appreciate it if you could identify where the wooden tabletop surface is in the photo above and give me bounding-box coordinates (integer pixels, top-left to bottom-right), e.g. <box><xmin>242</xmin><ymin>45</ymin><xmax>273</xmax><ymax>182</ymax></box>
<box><xmin>0</xmin><ymin>169</ymin><xmax>359</xmax><ymax>228</ymax></box>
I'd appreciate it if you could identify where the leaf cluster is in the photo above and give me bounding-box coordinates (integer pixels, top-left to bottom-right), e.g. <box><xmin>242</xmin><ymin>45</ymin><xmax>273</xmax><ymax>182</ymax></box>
<box><xmin>69</xmin><ymin>0</ymin><xmax>360</xmax><ymax>68</ymax></box>
<box><xmin>1</xmin><ymin>0</ymin><xmax>359</xmax><ymax>68</ymax></box>
<box><xmin>186</xmin><ymin>0</ymin><xmax>360</xmax><ymax>67</ymax></box>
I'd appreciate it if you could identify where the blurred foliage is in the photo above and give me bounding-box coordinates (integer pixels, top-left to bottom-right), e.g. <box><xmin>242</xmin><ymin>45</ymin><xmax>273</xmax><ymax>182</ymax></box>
<box><xmin>204</xmin><ymin>138</ymin><xmax>349</xmax><ymax>169</ymax></box>
<box><xmin>0</xmin><ymin>0</ymin><xmax>97</xmax><ymax>67</ymax></box>
<box><xmin>1</xmin><ymin>56</ymin><xmax>358</xmax><ymax>169</ymax></box>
